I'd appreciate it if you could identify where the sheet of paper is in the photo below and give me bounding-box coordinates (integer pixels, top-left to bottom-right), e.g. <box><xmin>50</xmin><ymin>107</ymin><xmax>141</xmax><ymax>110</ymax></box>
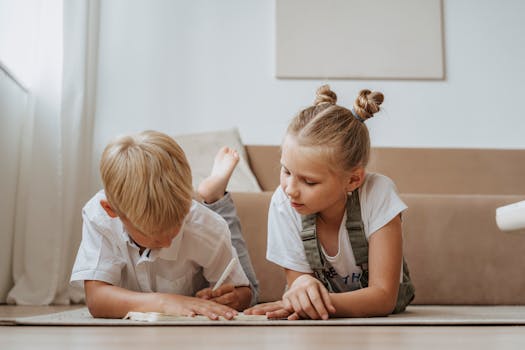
<box><xmin>124</xmin><ymin>311</ymin><xmax>268</xmax><ymax>322</ymax></box>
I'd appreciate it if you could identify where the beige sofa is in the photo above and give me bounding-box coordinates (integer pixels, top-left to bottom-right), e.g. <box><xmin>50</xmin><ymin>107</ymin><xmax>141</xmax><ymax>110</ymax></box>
<box><xmin>232</xmin><ymin>146</ymin><xmax>525</xmax><ymax>305</ymax></box>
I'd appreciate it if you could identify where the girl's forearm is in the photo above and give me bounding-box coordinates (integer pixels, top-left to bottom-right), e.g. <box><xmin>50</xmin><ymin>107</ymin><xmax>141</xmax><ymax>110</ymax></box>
<box><xmin>330</xmin><ymin>286</ymin><xmax>398</xmax><ymax>318</ymax></box>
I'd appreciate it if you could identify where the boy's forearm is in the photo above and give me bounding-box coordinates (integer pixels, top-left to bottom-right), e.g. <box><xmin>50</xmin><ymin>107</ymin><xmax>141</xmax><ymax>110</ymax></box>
<box><xmin>84</xmin><ymin>280</ymin><xmax>164</xmax><ymax>318</ymax></box>
<box><xmin>235</xmin><ymin>286</ymin><xmax>252</xmax><ymax>311</ymax></box>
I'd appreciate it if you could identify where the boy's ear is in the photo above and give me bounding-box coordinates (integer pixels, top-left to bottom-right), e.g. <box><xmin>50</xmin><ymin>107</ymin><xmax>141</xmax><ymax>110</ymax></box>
<box><xmin>100</xmin><ymin>200</ymin><xmax>118</xmax><ymax>218</ymax></box>
<box><xmin>345</xmin><ymin>166</ymin><xmax>365</xmax><ymax>193</ymax></box>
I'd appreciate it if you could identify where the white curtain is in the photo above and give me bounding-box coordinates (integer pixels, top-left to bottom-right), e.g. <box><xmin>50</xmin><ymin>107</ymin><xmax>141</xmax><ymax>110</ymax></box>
<box><xmin>0</xmin><ymin>65</ymin><xmax>29</xmax><ymax>303</ymax></box>
<box><xmin>7</xmin><ymin>0</ymin><xmax>99</xmax><ymax>305</ymax></box>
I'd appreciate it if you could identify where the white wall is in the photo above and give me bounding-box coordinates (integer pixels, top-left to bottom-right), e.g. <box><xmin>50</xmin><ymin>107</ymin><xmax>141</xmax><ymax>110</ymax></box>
<box><xmin>93</xmin><ymin>0</ymin><xmax>525</xmax><ymax>157</ymax></box>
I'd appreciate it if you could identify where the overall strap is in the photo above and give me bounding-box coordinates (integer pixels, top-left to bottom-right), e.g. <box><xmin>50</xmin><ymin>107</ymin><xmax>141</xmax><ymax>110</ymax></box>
<box><xmin>345</xmin><ymin>191</ymin><xmax>368</xmax><ymax>279</ymax></box>
<box><xmin>300</xmin><ymin>214</ymin><xmax>334</xmax><ymax>292</ymax></box>
<box><xmin>300</xmin><ymin>193</ymin><xmax>361</xmax><ymax>292</ymax></box>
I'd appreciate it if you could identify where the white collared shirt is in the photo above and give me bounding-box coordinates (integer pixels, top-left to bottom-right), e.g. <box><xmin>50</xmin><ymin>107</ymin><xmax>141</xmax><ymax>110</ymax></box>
<box><xmin>70</xmin><ymin>190</ymin><xmax>249</xmax><ymax>295</ymax></box>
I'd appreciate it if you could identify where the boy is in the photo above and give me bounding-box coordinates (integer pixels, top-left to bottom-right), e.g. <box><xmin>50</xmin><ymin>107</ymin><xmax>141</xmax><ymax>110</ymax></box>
<box><xmin>70</xmin><ymin>130</ymin><xmax>258</xmax><ymax>319</ymax></box>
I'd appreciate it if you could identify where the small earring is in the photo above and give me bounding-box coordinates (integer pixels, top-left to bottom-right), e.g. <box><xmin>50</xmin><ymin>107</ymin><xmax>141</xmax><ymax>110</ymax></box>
<box><xmin>347</xmin><ymin>191</ymin><xmax>352</xmax><ymax>196</ymax></box>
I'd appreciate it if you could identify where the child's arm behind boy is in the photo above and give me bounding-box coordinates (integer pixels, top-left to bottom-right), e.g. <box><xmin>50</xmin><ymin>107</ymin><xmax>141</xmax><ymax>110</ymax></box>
<box><xmin>84</xmin><ymin>280</ymin><xmax>238</xmax><ymax>320</ymax></box>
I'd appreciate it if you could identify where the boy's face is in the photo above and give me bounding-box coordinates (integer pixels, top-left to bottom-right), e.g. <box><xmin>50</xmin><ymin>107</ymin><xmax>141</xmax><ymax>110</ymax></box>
<box><xmin>121</xmin><ymin>217</ymin><xmax>180</xmax><ymax>250</ymax></box>
<box><xmin>100</xmin><ymin>199</ymin><xmax>180</xmax><ymax>249</ymax></box>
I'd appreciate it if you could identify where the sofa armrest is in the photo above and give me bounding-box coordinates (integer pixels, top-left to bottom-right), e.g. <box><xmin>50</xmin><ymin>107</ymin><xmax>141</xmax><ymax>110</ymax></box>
<box><xmin>402</xmin><ymin>194</ymin><xmax>525</xmax><ymax>305</ymax></box>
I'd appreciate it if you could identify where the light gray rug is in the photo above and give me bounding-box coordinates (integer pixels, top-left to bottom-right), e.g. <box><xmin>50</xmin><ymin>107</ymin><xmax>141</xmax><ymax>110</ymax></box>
<box><xmin>4</xmin><ymin>306</ymin><xmax>525</xmax><ymax>326</ymax></box>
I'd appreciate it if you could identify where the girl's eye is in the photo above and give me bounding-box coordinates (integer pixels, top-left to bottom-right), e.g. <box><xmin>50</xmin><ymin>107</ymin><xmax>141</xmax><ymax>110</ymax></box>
<box><xmin>305</xmin><ymin>180</ymin><xmax>318</xmax><ymax>186</ymax></box>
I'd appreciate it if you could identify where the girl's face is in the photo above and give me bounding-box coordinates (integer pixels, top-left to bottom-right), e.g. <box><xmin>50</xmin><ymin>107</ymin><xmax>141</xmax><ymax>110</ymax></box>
<box><xmin>280</xmin><ymin>135</ymin><xmax>360</xmax><ymax>219</ymax></box>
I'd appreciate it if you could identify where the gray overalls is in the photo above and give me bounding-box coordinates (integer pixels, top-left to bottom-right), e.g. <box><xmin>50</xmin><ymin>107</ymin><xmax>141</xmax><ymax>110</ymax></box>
<box><xmin>300</xmin><ymin>191</ymin><xmax>415</xmax><ymax>314</ymax></box>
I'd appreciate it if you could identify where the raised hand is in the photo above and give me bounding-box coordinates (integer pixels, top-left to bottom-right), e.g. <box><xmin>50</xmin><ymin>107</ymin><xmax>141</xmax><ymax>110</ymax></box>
<box><xmin>196</xmin><ymin>284</ymin><xmax>252</xmax><ymax>311</ymax></box>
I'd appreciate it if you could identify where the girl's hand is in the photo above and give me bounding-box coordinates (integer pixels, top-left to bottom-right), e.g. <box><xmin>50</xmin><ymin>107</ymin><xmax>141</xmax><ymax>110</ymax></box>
<box><xmin>195</xmin><ymin>284</ymin><xmax>251</xmax><ymax>311</ymax></box>
<box><xmin>244</xmin><ymin>300</ymin><xmax>283</xmax><ymax>315</ymax></box>
<box><xmin>159</xmin><ymin>293</ymin><xmax>237</xmax><ymax>320</ymax></box>
<box><xmin>282</xmin><ymin>274</ymin><xmax>336</xmax><ymax>320</ymax></box>
<box><xmin>244</xmin><ymin>300</ymin><xmax>292</xmax><ymax>319</ymax></box>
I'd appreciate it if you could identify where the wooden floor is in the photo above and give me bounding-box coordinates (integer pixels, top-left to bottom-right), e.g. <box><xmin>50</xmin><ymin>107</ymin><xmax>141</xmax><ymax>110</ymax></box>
<box><xmin>1</xmin><ymin>306</ymin><xmax>525</xmax><ymax>350</ymax></box>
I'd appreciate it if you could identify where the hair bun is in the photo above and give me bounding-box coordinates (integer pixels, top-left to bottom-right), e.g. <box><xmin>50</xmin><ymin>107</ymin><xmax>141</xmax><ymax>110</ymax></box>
<box><xmin>314</xmin><ymin>85</ymin><xmax>337</xmax><ymax>106</ymax></box>
<box><xmin>354</xmin><ymin>89</ymin><xmax>384</xmax><ymax>120</ymax></box>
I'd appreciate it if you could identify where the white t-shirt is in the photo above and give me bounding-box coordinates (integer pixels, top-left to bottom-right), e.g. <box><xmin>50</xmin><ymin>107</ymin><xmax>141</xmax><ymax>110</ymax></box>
<box><xmin>70</xmin><ymin>190</ymin><xmax>249</xmax><ymax>295</ymax></box>
<box><xmin>267</xmin><ymin>173</ymin><xmax>407</xmax><ymax>291</ymax></box>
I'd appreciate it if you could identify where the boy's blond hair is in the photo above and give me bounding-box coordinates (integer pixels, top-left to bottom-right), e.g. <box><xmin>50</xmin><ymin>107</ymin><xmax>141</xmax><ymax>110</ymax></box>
<box><xmin>100</xmin><ymin>130</ymin><xmax>193</xmax><ymax>236</ymax></box>
<box><xmin>287</xmin><ymin>85</ymin><xmax>384</xmax><ymax>173</ymax></box>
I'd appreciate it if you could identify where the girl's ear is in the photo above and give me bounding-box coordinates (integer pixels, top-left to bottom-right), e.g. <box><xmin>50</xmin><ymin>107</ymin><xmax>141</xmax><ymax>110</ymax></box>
<box><xmin>100</xmin><ymin>200</ymin><xmax>118</xmax><ymax>218</ymax></box>
<box><xmin>345</xmin><ymin>166</ymin><xmax>365</xmax><ymax>193</ymax></box>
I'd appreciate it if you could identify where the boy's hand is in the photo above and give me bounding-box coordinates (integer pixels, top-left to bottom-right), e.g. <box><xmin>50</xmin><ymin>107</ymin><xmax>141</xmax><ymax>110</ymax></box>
<box><xmin>282</xmin><ymin>274</ymin><xmax>336</xmax><ymax>320</ymax></box>
<box><xmin>160</xmin><ymin>293</ymin><xmax>237</xmax><ymax>320</ymax></box>
<box><xmin>195</xmin><ymin>284</ymin><xmax>251</xmax><ymax>311</ymax></box>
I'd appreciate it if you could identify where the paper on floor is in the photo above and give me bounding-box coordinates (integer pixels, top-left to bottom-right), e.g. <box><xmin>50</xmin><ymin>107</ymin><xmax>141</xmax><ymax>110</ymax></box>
<box><xmin>123</xmin><ymin>311</ymin><xmax>268</xmax><ymax>322</ymax></box>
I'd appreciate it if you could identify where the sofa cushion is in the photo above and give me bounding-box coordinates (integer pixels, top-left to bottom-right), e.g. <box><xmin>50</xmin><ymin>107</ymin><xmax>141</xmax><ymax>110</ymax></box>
<box><xmin>231</xmin><ymin>192</ymin><xmax>286</xmax><ymax>303</ymax></box>
<box><xmin>234</xmin><ymin>191</ymin><xmax>525</xmax><ymax>305</ymax></box>
<box><xmin>402</xmin><ymin>193</ymin><xmax>525</xmax><ymax>305</ymax></box>
<box><xmin>174</xmin><ymin>128</ymin><xmax>262</xmax><ymax>193</ymax></box>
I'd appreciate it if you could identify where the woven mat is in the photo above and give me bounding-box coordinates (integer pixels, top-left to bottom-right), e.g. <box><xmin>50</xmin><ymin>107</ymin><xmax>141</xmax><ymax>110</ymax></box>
<box><xmin>3</xmin><ymin>306</ymin><xmax>525</xmax><ymax>326</ymax></box>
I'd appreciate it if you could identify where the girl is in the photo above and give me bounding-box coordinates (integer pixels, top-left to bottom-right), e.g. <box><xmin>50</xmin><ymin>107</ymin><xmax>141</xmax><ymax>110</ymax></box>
<box><xmin>245</xmin><ymin>85</ymin><xmax>414</xmax><ymax>320</ymax></box>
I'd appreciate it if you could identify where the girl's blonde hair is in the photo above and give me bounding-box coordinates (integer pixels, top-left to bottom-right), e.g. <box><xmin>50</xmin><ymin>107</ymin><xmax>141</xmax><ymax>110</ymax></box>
<box><xmin>287</xmin><ymin>85</ymin><xmax>384</xmax><ymax>172</ymax></box>
<box><xmin>100</xmin><ymin>130</ymin><xmax>193</xmax><ymax>236</ymax></box>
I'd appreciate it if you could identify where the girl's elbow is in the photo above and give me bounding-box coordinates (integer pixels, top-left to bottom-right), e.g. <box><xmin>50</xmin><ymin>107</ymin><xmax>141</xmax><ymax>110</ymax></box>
<box><xmin>376</xmin><ymin>288</ymin><xmax>398</xmax><ymax>316</ymax></box>
<box><xmin>381</xmin><ymin>300</ymin><xmax>397</xmax><ymax>316</ymax></box>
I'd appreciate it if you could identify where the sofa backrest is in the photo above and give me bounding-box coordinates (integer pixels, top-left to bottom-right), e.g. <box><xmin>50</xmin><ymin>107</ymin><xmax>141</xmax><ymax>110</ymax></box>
<box><xmin>245</xmin><ymin>145</ymin><xmax>281</xmax><ymax>192</ymax></box>
<box><xmin>368</xmin><ymin>148</ymin><xmax>525</xmax><ymax>195</ymax></box>
<box><xmin>245</xmin><ymin>146</ymin><xmax>525</xmax><ymax>195</ymax></box>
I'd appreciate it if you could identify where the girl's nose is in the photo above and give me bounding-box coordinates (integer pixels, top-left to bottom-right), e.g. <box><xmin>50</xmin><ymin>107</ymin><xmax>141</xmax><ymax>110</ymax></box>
<box><xmin>286</xmin><ymin>179</ymin><xmax>299</xmax><ymax>198</ymax></box>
